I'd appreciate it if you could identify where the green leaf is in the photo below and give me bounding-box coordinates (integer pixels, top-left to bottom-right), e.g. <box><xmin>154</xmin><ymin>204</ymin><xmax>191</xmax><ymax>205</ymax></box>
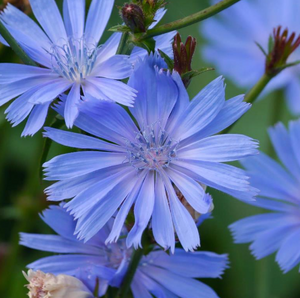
<box><xmin>109</xmin><ymin>25</ymin><xmax>130</xmax><ymax>32</ymax></box>
<box><xmin>255</xmin><ymin>41</ymin><xmax>268</xmax><ymax>57</ymax></box>
<box><xmin>158</xmin><ymin>49</ymin><xmax>174</xmax><ymax>70</ymax></box>
<box><xmin>268</xmin><ymin>34</ymin><xmax>274</xmax><ymax>53</ymax></box>
<box><xmin>132</xmin><ymin>37</ymin><xmax>156</xmax><ymax>54</ymax></box>
<box><xmin>181</xmin><ymin>67</ymin><xmax>214</xmax><ymax>81</ymax></box>
<box><xmin>276</xmin><ymin>60</ymin><xmax>300</xmax><ymax>72</ymax></box>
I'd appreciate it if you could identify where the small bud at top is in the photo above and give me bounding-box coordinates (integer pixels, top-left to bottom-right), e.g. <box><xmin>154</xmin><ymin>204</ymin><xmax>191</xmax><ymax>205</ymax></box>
<box><xmin>173</xmin><ymin>33</ymin><xmax>197</xmax><ymax>87</ymax></box>
<box><xmin>121</xmin><ymin>4</ymin><xmax>146</xmax><ymax>33</ymax></box>
<box><xmin>23</xmin><ymin>270</ymin><xmax>93</xmax><ymax>298</ymax></box>
<box><xmin>266</xmin><ymin>26</ymin><xmax>300</xmax><ymax>75</ymax></box>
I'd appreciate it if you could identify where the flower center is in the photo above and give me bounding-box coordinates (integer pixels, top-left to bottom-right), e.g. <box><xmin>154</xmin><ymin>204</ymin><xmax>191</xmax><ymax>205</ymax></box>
<box><xmin>50</xmin><ymin>38</ymin><xmax>98</xmax><ymax>83</ymax></box>
<box><xmin>105</xmin><ymin>242</ymin><xmax>132</xmax><ymax>269</ymax></box>
<box><xmin>126</xmin><ymin>125</ymin><xmax>178</xmax><ymax>171</ymax></box>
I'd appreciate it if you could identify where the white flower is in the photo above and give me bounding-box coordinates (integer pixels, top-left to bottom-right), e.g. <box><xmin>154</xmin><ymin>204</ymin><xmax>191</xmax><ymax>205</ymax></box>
<box><xmin>23</xmin><ymin>270</ymin><xmax>93</xmax><ymax>298</ymax></box>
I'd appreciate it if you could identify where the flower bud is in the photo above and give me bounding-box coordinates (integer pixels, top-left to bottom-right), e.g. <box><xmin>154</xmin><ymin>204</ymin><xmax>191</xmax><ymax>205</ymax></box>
<box><xmin>23</xmin><ymin>270</ymin><xmax>93</xmax><ymax>298</ymax></box>
<box><xmin>121</xmin><ymin>4</ymin><xmax>146</xmax><ymax>33</ymax></box>
<box><xmin>266</xmin><ymin>26</ymin><xmax>300</xmax><ymax>75</ymax></box>
<box><xmin>173</xmin><ymin>33</ymin><xmax>197</xmax><ymax>87</ymax></box>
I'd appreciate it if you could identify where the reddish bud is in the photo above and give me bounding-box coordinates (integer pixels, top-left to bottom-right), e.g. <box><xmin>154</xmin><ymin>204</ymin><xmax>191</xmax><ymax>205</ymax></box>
<box><xmin>266</xmin><ymin>26</ymin><xmax>300</xmax><ymax>75</ymax></box>
<box><xmin>121</xmin><ymin>4</ymin><xmax>146</xmax><ymax>33</ymax></box>
<box><xmin>173</xmin><ymin>33</ymin><xmax>197</xmax><ymax>87</ymax></box>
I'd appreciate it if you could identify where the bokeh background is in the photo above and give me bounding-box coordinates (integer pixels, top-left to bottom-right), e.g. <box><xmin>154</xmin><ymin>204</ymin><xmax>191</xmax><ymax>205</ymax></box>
<box><xmin>0</xmin><ymin>0</ymin><xmax>299</xmax><ymax>297</ymax></box>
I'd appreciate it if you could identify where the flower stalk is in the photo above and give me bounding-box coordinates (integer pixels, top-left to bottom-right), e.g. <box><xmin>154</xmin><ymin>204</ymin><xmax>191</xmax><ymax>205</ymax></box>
<box><xmin>141</xmin><ymin>0</ymin><xmax>240</xmax><ymax>39</ymax></box>
<box><xmin>116</xmin><ymin>248</ymin><xmax>144</xmax><ymax>298</ymax></box>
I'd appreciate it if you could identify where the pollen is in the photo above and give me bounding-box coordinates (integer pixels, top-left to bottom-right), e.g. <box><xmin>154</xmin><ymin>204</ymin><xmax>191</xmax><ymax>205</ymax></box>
<box><xmin>50</xmin><ymin>38</ymin><xmax>98</xmax><ymax>83</ymax></box>
<box><xmin>126</xmin><ymin>124</ymin><xmax>178</xmax><ymax>171</ymax></box>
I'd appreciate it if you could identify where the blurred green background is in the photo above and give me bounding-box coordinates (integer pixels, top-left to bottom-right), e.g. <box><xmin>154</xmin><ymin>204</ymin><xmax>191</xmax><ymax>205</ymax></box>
<box><xmin>0</xmin><ymin>0</ymin><xmax>299</xmax><ymax>297</ymax></box>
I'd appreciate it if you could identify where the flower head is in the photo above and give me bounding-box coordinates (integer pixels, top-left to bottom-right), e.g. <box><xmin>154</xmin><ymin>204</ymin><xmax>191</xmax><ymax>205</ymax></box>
<box><xmin>230</xmin><ymin>119</ymin><xmax>300</xmax><ymax>273</ymax></box>
<box><xmin>23</xmin><ymin>269</ymin><xmax>93</xmax><ymax>298</ymax></box>
<box><xmin>21</xmin><ymin>205</ymin><xmax>229</xmax><ymax>298</ymax></box>
<box><xmin>0</xmin><ymin>0</ymin><xmax>137</xmax><ymax>135</ymax></box>
<box><xmin>201</xmin><ymin>0</ymin><xmax>300</xmax><ymax>114</ymax></box>
<box><xmin>43</xmin><ymin>54</ymin><xmax>258</xmax><ymax>252</ymax></box>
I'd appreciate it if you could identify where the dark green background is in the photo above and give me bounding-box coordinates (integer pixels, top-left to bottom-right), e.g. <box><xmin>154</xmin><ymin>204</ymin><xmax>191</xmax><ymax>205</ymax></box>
<box><xmin>0</xmin><ymin>0</ymin><xmax>299</xmax><ymax>297</ymax></box>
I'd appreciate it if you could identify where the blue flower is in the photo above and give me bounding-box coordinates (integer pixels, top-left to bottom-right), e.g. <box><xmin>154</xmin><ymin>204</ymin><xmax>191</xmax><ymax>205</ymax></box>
<box><xmin>230</xmin><ymin>119</ymin><xmax>300</xmax><ymax>273</ymax></box>
<box><xmin>0</xmin><ymin>0</ymin><xmax>137</xmax><ymax>136</ymax></box>
<box><xmin>43</xmin><ymin>55</ymin><xmax>258</xmax><ymax>252</ymax></box>
<box><xmin>201</xmin><ymin>0</ymin><xmax>300</xmax><ymax>115</ymax></box>
<box><xmin>20</xmin><ymin>205</ymin><xmax>229</xmax><ymax>298</ymax></box>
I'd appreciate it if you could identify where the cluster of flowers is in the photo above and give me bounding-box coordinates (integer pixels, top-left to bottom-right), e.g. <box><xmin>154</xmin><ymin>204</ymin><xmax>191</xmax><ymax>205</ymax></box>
<box><xmin>1</xmin><ymin>0</ymin><xmax>300</xmax><ymax>297</ymax></box>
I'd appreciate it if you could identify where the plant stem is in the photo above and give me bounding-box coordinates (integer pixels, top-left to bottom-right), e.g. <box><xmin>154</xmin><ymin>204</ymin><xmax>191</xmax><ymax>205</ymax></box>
<box><xmin>222</xmin><ymin>73</ymin><xmax>273</xmax><ymax>134</ymax></box>
<box><xmin>116</xmin><ymin>248</ymin><xmax>144</xmax><ymax>298</ymax></box>
<box><xmin>141</xmin><ymin>0</ymin><xmax>240</xmax><ymax>39</ymax></box>
<box><xmin>0</xmin><ymin>20</ymin><xmax>37</xmax><ymax>66</ymax></box>
<box><xmin>244</xmin><ymin>73</ymin><xmax>273</xmax><ymax>104</ymax></box>
<box><xmin>116</xmin><ymin>32</ymin><xmax>134</xmax><ymax>55</ymax></box>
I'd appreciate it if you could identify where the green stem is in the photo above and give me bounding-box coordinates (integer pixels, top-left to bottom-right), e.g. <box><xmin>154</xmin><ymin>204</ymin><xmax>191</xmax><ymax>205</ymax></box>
<box><xmin>116</xmin><ymin>248</ymin><xmax>144</xmax><ymax>298</ymax></box>
<box><xmin>222</xmin><ymin>73</ymin><xmax>273</xmax><ymax>134</ymax></box>
<box><xmin>141</xmin><ymin>0</ymin><xmax>240</xmax><ymax>39</ymax></box>
<box><xmin>116</xmin><ymin>32</ymin><xmax>134</xmax><ymax>55</ymax></box>
<box><xmin>0</xmin><ymin>20</ymin><xmax>37</xmax><ymax>66</ymax></box>
<box><xmin>244</xmin><ymin>73</ymin><xmax>273</xmax><ymax>104</ymax></box>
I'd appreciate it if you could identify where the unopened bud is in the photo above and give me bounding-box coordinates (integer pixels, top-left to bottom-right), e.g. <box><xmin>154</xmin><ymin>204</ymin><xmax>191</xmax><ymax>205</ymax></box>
<box><xmin>173</xmin><ymin>33</ymin><xmax>197</xmax><ymax>87</ymax></box>
<box><xmin>121</xmin><ymin>4</ymin><xmax>146</xmax><ymax>33</ymax></box>
<box><xmin>23</xmin><ymin>270</ymin><xmax>93</xmax><ymax>298</ymax></box>
<box><xmin>266</xmin><ymin>26</ymin><xmax>300</xmax><ymax>75</ymax></box>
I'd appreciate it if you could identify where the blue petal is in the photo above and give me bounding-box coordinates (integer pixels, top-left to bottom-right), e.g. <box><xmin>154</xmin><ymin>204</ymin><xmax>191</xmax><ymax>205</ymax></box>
<box><xmin>166</xmin><ymin>167</ymin><xmax>211</xmax><ymax>214</ymax></box>
<box><xmin>64</xmin><ymin>83</ymin><xmax>81</xmax><ymax>128</ymax></box>
<box><xmin>107</xmin><ymin>172</ymin><xmax>147</xmax><ymax>244</ymax></box>
<box><xmin>268</xmin><ymin>122</ymin><xmax>300</xmax><ymax>180</ymax></box>
<box><xmin>140</xmin><ymin>265</ymin><xmax>219</xmax><ymax>298</ymax></box>
<box><xmin>289</xmin><ymin>119</ymin><xmax>300</xmax><ymax>171</ymax></box>
<box><xmin>179</xmin><ymin>134</ymin><xmax>258</xmax><ymax>162</ymax></box>
<box><xmin>40</xmin><ymin>205</ymin><xmax>78</xmax><ymax>241</ymax></box>
<box><xmin>0</xmin><ymin>76</ymin><xmax>57</xmax><ymax>106</ymax></box>
<box><xmin>85</xmin><ymin>0</ymin><xmax>114</xmax><ymax>45</ymax></box>
<box><xmin>162</xmin><ymin>172</ymin><xmax>200</xmax><ymax>252</ymax></box>
<box><xmin>0</xmin><ymin>3</ymin><xmax>51</xmax><ymax>51</ymax></box>
<box><xmin>65</xmin><ymin>166</ymin><xmax>131</xmax><ymax>219</ymax></box>
<box><xmin>84</xmin><ymin>77</ymin><xmax>136</xmax><ymax>106</ymax></box>
<box><xmin>75</xmin><ymin>170</ymin><xmax>137</xmax><ymax>242</ymax></box>
<box><xmin>27</xmin><ymin>255</ymin><xmax>111</xmax><ymax>276</ymax></box>
<box><xmin>241</xmin><ymin>153</ymin><xmax>299</xmax><ymax>202</ymax></box>
<box><xmin>276</xmin><ymin>228</ymin><xmax>300</xmax><ymax>273</ymax></box>
<box><xmin>43</xmin><ymin>151</ymin><xmax>126</xmax><ymax>180</ymax></box>
<box><xmin>20</xmin><ymin>233</ymin><xmax>101</xmax><ymax>255</ymax></box>
<box><xmin>28</xmin><ymin>79</ymin><xmax>72</xmax><ymax>104</ymax></box>
<box><xmin>44</xmin><ymin>127</ymin><xmax>124</xmax><ymax>152</ymax></box>
<box><xmin>44</xmin><ymin>168</ymin><xmax>117</xmax><ymax>201</ymax></box>
<box><xmin>148</xmin><ymin>250</ymin><xmax>228</xmax><ymax>278</ymax></box>
<box><xmin>127</xmin><ymin>172</ymin><xmax>155</xmax><ymax>249</ymax></box>
<box><xmin>29</xmin><ymin>0</ymin><xmax>67</xmax><ymax>45</ymax></box>
<box><xmin>151</xmin><ymin>175</ymin><xmax>175</xmax><ymax>252</ymax></box>
<box><xmin>63</xmin><ymin>0</ymin><xmax>85</xmax><ymax>39</ymax></box>
<box><xmin>0</xmin><ymin>64</ymin><xmax>53</xmax><ymax>84</ymax></box>
<box><xmin>170</xmin><ymin>77</ymin><xmax>225</xmax><ymax>141</ymax></box>
<box><xmin>183</xmin><ymin>95</ymin><xmax>250</xmax><ymax>144</ymax></box>
<box><xmin>22</xmin><ymin>101</ymin><xmax>51</xmax><ymax>136</ymax></box>
<box><xmin>173</xmin><ymin>160</ymin><xmax>258</xmax><ymax>201</ymax></box>
<box><xmin>285</xmin><ymin>78</ymin><xmax>300</xmax><ymax>115</ymax></box>
<box><xmin>250</xmin><ymin>223</ymin><xmax>299</xmax><ymax>261</ymax></box>
<box><xmin>131</xmin><ymin>274</ymin><xmax>153</xmax><ymax>298</ymax></box>
<box><xmin>229</xmin><ymin>213</ymin><xmax>294</xmax><ymax>244</ymax></box>
<box><xmin>92</xmin><ymin>55</ymin><xmax>132</xmax><ymax>79</ymax></box>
